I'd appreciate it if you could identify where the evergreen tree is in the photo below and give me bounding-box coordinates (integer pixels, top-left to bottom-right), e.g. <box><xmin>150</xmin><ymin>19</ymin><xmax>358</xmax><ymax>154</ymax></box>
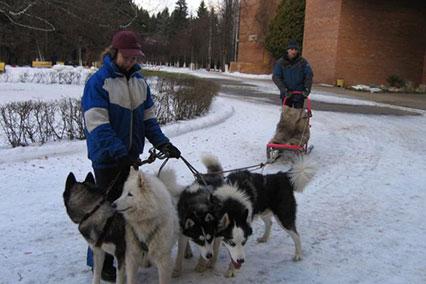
<box><xmin>171</xmin><ymin>0</ymin><xmax>189</xmax><ymax>32</ymax></box>
<box><xmin>197</xmin><ymin>1</ymin><xmax>209</xmax><ymax>19</ymax></box>
<box><xmin>265</xmin><ymin>0</ymin><xmax>305</xmax><ymax>59</ymax></box>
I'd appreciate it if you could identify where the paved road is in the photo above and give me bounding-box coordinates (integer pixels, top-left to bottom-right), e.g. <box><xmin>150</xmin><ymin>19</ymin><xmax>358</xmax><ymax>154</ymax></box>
<box><xmin>209</xmin><ymin>78</ymin><xmax>423</xmax><ymax>116</ymax></box>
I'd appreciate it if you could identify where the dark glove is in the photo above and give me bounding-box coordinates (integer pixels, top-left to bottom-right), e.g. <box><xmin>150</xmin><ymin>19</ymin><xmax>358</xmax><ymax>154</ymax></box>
<box><xmin>283</xmin><ymin>88</ymin><xmax>291</xmax><ymax>98</ymax></box>
<box><xmin>116</xmin><ymin>155</ymin><xmax>141</xmax><ymax>169</ymax></box>
<box><xmin>303</xmin><ymin>88</ymin><xmax>310</xmax><ymax>98</ymax></box>
<box><xmin>157</xmin><ymin>142</ymin><xmax>181</xmax><ymax>159</ymax></box>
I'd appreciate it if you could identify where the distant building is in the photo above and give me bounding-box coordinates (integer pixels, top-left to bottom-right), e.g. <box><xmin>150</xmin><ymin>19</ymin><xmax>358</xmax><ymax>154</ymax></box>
<box><xmin>231</xmin><ymin>0</ymin><xmax>426</xmax><ymax>86</ymax></box>
<box><xmin>230</xmin><ymin>0</ymin><xmax>280</xmax><ymax>74</ymax></box>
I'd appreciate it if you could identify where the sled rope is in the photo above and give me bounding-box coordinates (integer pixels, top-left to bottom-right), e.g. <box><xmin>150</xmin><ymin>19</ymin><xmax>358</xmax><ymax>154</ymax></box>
<box><xmin>179</xmin><ymin>156</ymin><xmax>274</xmax><ymax>187</ymax></box>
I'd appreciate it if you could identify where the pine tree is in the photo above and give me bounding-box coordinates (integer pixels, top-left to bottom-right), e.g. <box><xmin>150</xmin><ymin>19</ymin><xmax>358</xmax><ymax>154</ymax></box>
<box><xmin>197</xmin><ymin>1</ymin><xmax>209</xmax><ymax>19</ymax></box>
<box><xmin>171</xmin><ymin>0</ymin><xmax>189</xmax><ymax>32</ymax></box>
<box><xmin>265</xmin><ymin>0</ymin><xmax>305</xmax><ymax>59</ymax></box>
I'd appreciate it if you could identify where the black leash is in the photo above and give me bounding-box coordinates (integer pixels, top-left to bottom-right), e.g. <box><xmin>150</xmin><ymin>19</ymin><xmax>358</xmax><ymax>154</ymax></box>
<box><xmin>180</xmin><ymin>156</ymin><xmax>209</xmax><ymax>186</ymax></box>
<box><xmin>203</xmin><ymin>162</ymin><xmax>269</xmax><ymax>176</ymax></box>
<box><xmin>79</xmin><ymin>169</ymin><xmax>123</xmax><ymax>225</ymax></box>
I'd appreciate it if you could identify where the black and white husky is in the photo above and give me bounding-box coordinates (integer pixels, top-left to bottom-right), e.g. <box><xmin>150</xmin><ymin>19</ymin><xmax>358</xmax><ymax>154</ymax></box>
<box><xmin>202</xmin><ymin>155</ymin><xmax>316</xmax><ymax>277</ymax></box>
<box><xmin>159</xmin><ymin>169</ymin><xmax>223</xmax><ymax>277</ymax></box>
<box><xmin>64</xmin><ymin>168</ymin><xmax>177</xmax><ymax>284</ymax></box>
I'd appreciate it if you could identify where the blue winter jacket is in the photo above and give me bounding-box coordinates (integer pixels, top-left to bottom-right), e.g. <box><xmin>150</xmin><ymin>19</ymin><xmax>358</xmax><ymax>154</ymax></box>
<box><xmin>272</xmin><ymin>55</ymin><xmax>313</xmax><ymax>99</ymax></box>
<box><xmin>82</xmin><ymin>55</ymin><xmax>169</xmax><ymax>169</ymax></box>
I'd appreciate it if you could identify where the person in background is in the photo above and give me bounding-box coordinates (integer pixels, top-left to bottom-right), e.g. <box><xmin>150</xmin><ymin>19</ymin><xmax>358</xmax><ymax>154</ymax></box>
<box><xmin>81</xmin><ymin>30</ymin><xmax>180</xmax><ymax>282</ymax></box>
<box><xmin>272</xmin><ymin>39</ymin><xmax>313</xmax><ymax>108</ymax></box>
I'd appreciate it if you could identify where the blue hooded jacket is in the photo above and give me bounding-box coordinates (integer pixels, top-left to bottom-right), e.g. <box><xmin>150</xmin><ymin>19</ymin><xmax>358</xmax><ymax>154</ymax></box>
<box><xmin>272</xmin><ymin>54</ymin><xmax>313</xmax><ymax>99</ymax></box>
<box><xmin>82</xmin><ymin>55</ymin><xmax>169</xmax><ymax>169</ymax></box>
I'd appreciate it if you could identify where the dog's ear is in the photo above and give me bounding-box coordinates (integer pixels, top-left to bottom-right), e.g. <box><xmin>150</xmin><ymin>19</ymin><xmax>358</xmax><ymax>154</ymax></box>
<box><xmin>185</xmin><ymin>218</ymin><xmax>195</xmax><ymax>229</ymax></box>
<box><xmin>129</xmin><ymin>166</ymin><xmax>138</xmax><ymax>176</ymax></box>
<box><xmin>137</xmin><ymin>172</ymin><xmax>145</xmax><ymax>189</ymax></box>
<box><xmin>65</xmin><ymin>172</ymin><xmax>76</xmax><ymax>191</ymax></box>
<box><xmin>205</xmin><ymin>213</ymin><xmax>214</xmax><ymax>222</ymax></box>
<box><xmin>84</xmin><ymin>172</ymin><xmax>95</xmax><ymax>184</ymax></box>
<box><xmin>218</xmin><ymin>213</ymin><xmax>230</xmax><ymax>231</ymax></box>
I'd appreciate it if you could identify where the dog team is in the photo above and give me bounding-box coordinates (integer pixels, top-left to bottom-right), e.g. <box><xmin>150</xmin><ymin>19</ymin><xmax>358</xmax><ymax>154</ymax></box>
<box><xmin>64</xmin><ymin>154</ymin><xmax>316</xmax><ymax>284</ymax></box>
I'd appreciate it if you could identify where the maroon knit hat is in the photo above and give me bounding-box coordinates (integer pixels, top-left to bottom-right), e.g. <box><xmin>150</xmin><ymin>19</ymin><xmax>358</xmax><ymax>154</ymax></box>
<box><xmin>112</xmin><ymin>31</ymin><xmax>144</xmax><ymax>57</ymax></box>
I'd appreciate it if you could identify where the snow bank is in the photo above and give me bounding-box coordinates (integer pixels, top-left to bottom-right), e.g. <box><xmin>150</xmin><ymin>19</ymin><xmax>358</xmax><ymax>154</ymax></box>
<box><xmin>351</xmin><ymin>84</ymin><xmax>383</xmax><ymax>93</ymax></box>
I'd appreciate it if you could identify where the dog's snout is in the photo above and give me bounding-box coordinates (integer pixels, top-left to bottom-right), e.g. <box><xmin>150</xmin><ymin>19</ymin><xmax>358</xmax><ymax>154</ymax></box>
<box><xmin>206</xmin><ymin>253</ymin><xmax>212</xmax><ymax>259</ymax></box>
<box><xmin>237</xmin><ymin>258</ymin><xmax>245</xmax><ymax>264</ymax></box>
<box><xmin>111</xmin><ymin>203</ymin><xmax>117</xmax><ymax>209</ymax></box>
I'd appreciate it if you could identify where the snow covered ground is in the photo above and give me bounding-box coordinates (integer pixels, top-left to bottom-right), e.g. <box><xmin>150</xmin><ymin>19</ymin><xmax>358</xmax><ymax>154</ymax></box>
<box><xmin>0</xmin><ymin>74</ymin><xmax>426</xmax><ymax>283</ymax></box>
<box><xmin>143</xmin><ymin>65</ymin><xmax>426</xmax><ymax>115</ymax></box>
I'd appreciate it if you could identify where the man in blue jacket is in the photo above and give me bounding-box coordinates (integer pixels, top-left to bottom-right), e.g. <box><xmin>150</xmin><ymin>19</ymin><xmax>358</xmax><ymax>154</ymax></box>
<box><xmin>272</xmin><ymin>39</ymin><xmax>313</xmax><ymax>108</ymax></box>
<box><xmin>82</xmin><ymin>30</ymin><xmax>180</xmax><ymax>281</ymax></box>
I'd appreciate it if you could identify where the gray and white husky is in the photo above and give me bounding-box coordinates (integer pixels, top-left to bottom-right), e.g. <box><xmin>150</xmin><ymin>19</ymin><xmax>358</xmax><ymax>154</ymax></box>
<box><xmin>64</xmin><ymin>167</ymin><xmax>177</xmax><ymax>284</ymax></box>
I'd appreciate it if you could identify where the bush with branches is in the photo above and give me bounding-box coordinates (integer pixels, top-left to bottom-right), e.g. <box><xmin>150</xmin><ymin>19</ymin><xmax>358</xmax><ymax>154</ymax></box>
<box><xmin>0</xmin><ymin>72</ymin><xmax>219</xmax><ymax>147</ymax></box>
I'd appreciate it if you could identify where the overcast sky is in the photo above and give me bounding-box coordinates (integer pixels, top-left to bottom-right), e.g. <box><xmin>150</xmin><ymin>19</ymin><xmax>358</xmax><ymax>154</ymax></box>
<box><xmin>135</xmin><ymin>0</ymin><xmax>219</xmax><ymax>16</ymax></box>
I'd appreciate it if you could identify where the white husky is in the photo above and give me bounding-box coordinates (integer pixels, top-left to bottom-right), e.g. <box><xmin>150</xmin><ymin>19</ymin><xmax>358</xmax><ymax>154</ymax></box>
<box><xmin>113</xmin><ymin>167</ymin><xmax>178</xmax><ymax>284</ymax></box>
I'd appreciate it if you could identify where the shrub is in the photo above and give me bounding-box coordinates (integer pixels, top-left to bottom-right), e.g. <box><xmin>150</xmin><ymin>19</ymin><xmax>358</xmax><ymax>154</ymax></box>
<box><xmin>0</xmin><ymin>71</ymin><xmax>219</xmax><ymax>147</ymax></box>
<box><xmin>386</xmin><ymin>75</ymin><xmax>406</xmax><ymax>88</ymax></box>
<box><xmin>0</xmin><ymin>99</ymin><xmax>84</xmax><ymax>147</ymax></box>
<box><xmin>144</xmin><ymin>70</ymin><xmax>219</xmax><ymax>124</ymax></box>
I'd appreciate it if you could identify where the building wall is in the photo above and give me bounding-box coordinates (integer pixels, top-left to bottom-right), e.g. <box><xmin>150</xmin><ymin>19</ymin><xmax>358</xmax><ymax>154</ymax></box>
<box><xmin>230</xmin><ymin>0</ymin><xmax>279</xmax><ymax>74</ymax></box>
<box><xmin>423</xmin><ymin>49</ymin><xmax>426</xmax><ymax>84</ymax></box>
<box><xmin>335</xmin><ymin>0</ymin><xmax>426</xmax><ymax>86</ymax></box>
<box><xmin>234</xmin><ymin>0</ymin><xmax>425</xmax><ymax>84</ymax></box>
<box><xmin>302</xmin><ymin>0</ymin><xmax>343</xmax><ymax>84</ymax></box>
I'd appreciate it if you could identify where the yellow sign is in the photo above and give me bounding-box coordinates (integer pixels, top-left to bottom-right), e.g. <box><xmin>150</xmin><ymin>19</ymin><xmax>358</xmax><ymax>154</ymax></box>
<box><xmin>32</xmin><ymin>61</ymin><xmax>53</xmax><ymax>68</ymax></box>
<box><xmin>0</xmin><ymin>62</ymin><xmax>5</xmax><ymax>73</ymax></box>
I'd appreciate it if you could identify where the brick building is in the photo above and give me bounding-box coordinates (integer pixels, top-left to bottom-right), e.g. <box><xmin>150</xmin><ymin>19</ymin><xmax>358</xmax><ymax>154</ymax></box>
<box><xmin>230</xmin><ymin>0</ymin><xmax>280</xmax><ymax>74</ymax></box>
<box><xmin>231</xmin><ymin>0</ymin><xmax>426</xmax><ymax>86</ymax></box>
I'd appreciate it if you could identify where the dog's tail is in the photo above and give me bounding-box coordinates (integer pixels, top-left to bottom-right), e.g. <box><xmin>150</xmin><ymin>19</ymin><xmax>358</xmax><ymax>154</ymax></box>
<box><xmin>158</xmin><ymin>169</ymin><xmax>184</xmax><ymax>198</ymax></box>
<box><xmin>288</xmin><ymin>156</ymin><xmax>317</xmax><ymax>193</ymax></box>
<box><xmin>201</xmin><ymin>154</ymin><xmax>223</xmax><ymax>177</ymax></box>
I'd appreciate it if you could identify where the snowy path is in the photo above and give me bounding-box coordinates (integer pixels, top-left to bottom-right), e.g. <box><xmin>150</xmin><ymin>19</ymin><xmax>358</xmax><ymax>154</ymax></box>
<box><xmin>0</xmin><ymin>95</ymin><xmax>425</xmax><ymax>283</ymax></box>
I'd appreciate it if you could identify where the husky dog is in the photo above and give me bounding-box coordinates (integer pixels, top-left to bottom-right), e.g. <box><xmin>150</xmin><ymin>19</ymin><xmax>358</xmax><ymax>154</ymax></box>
<box><xmin>64</xmin><ymin>172</ymin><xmax>140</xmax><ymax>284</ymax></box>
<box><xmin>112</xmin><ymin>167</ymin><xmax>178</xmax><ymax>284</ymax></box>
<box><xmin>158</xmin><ymin>169</ymin><xmax>222</xmax><ymax>277</ymax></box>
<box><xmin>202</xmin><ymin>155</ymin><xmax>316</xmax><ymax>277</ymax></box>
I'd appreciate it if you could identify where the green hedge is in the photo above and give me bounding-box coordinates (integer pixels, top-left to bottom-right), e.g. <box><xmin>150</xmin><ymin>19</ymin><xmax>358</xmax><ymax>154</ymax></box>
<box><xmin>265</xmin><ymin>0</ymin><xmax>306</xmax><ymax>59</ymax></box>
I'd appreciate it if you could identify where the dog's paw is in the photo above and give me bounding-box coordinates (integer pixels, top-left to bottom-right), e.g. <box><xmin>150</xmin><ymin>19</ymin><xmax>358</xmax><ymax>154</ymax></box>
<box><xmin>257</xmin><ymin>236</ymin><xmax>268</xmax><ymax>243</ymax></box>
<box><xmin>224</xmin><ymin>268</ymin><xmax>236</xmax><ymax>278</ymax></box>
<box><xmin>142</xmin><ymin>258</ymin><xmax>151</xmax><ymax>268</ymax></box>
<box><xmin>184</xmin><ymin>247</ymin><xmax>193</xmax><ymax>259</ymax></box>
<box><xmin>172</xmin><ymin>269</ymin><xmax>181</xmax><ymax>278</ymax></box>
<box><xmin>206</xmin><ymin>259</ymin><xmax>216</xmax><ymax>269</ymax></box>
<box><xmin>293</xmin><ymin>254</ymin><xmax>302</xmax><ymax>262</ymax></box>
<box><xmin>194</xmin><ymin>261</ymin><xmax>208</xmax><ymax>273</ymax></box>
